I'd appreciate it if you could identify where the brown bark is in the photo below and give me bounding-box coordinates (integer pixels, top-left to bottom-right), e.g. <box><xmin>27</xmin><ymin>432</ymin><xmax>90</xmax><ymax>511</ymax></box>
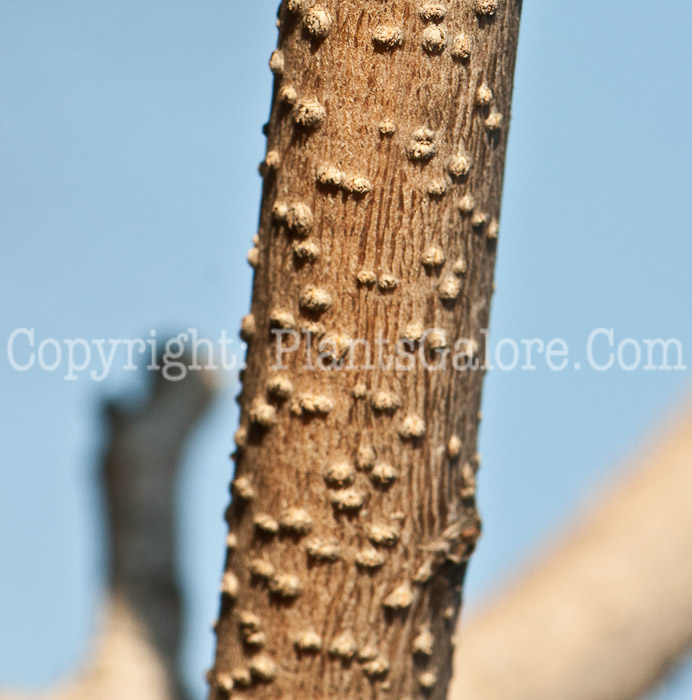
<box><xmin>450</xmin><ymin>395</ymin><xmax>692</xmax><ymax>700</ymax></box>
<box><xmin>210</xmin><ymin>1</ymin><xmax>521</xmax><ymax>698</ymax></box>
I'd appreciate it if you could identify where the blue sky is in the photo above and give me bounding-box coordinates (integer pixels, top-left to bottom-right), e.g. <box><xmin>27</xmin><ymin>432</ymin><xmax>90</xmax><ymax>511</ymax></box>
<box><xmin>1</xmin><ymin>1</ymin><xmax>691</xmax><ymax>698</ymax></box>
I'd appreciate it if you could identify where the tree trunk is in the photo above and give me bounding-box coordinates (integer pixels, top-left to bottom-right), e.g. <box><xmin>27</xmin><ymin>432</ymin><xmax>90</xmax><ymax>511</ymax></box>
<box><xmin>209</xmin><ymin>2</ymin><xmax>521</xmax><ymax>698</ymax></box>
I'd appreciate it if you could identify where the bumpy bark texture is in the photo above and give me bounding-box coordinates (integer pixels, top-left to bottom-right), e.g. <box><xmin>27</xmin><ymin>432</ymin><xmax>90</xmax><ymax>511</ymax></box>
<box><xmin>210</xmin><ymin>1</ymin><xmax>521</xmax><ymax>698</ymax></box>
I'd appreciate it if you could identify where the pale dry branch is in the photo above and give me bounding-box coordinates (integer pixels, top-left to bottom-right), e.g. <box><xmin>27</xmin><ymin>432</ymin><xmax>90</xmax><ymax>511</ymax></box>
<box><xmin>450</xmin><ymin>395</ymin><xmax>692</xmax><ymax>700</ymax></box>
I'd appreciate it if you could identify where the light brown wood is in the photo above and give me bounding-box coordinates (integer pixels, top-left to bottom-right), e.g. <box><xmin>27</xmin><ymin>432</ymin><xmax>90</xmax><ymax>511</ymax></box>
<box><xmin>450</xmin><ymin>396</ymin><xmax>692</xmax><ymax>700</ymax></box>
<box><xmin>210</xmin><ymin>2</ymin><xmax>522</xmax><ymax>698</ymax></box>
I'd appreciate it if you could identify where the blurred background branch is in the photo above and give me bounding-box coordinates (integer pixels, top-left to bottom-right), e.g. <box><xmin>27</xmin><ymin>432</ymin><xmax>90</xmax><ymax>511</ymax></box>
<box><xmin>1</xmin><ymin>360</ymin><xmax>216</xmax><ymax>700</ymax></box>
<box><xmin>450</xmin><ymin>396</ymin><xmax>692</xmax><ymax>700</ymax></box>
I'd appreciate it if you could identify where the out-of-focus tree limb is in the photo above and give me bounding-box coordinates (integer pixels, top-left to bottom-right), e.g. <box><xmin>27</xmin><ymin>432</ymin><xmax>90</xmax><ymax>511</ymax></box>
<box><xmin>450</xmin><ymin>395</ymin><xmax>692</xmax><ymax>700</ymax></box>
<box><xmin>1</xmin><ymin>363</ymin><xmax>216</xmax><ymax>700</ymax></box>
<box><xmin>99</xmin><ymin>364</ymin><xmax>216</xmax><ymax>700</ymax></box>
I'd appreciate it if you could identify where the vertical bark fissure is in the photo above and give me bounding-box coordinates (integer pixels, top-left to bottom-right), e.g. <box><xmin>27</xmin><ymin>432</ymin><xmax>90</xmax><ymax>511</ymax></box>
<box><xmin>210</xmin><ymin>2</ymin><xmax>521</xmax><ymax>698</ymax></box>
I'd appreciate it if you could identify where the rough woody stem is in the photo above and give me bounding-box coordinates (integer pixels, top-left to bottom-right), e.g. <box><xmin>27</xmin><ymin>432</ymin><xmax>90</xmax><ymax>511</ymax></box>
<box><xmin>450</xmin><ymin>395</ymin><xmax>692</xmax><ymax>700</ymax></box>
<box><xmin>210</xmin><ymin>1</ymin><xmax>521</xmax><ymax>698</ymax></box>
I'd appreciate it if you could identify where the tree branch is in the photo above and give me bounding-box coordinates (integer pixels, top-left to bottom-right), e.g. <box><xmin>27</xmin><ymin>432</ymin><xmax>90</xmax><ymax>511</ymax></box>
<box><xmin>208</xmin><ymin>1</ymin><xmax>522</xmax><ymax>698</ymax></box>
<box><xmin>1</xmin><ymin>363</ymin><xmax>216</xmax><ymax>700</ymax></box>
<box><xmin>449</xmin><ymin>395</ymin><xmax>692</xmax><ymax>700</ymax></box>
